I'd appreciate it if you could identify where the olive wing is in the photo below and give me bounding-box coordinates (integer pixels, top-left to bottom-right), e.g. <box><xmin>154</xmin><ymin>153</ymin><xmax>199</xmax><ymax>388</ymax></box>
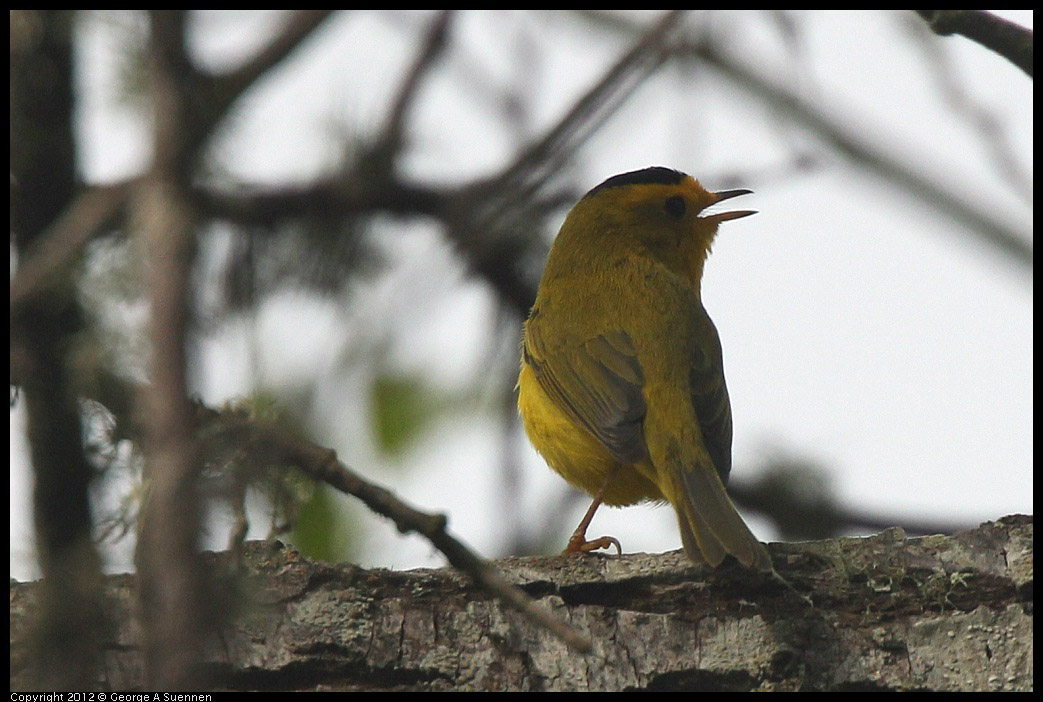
<box><xmin>687</xmin><ymin>314</ymin><xmax>733</xmax><ymax>482</ymax></box>
<box><xmin>523</xmin><ymin>326</ymin><xmax>648</xmax><ymax>465</ymax></box>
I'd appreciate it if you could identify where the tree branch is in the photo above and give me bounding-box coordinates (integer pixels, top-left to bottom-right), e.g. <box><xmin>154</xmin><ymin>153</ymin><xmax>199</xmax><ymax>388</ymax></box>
<box><xmin>196</xmin><ymin>177</ymin><xmax>451</xmax><ymax>224</ymax></box>
<box><xmin>215</xmin><ymin>10</ymin><xmax>338</xmax><ymax>106</ymax></box>
<box><xmin>367</xmin><ymin>10</ymin><xmax>455</xmax><ymax>177</ymax></box>
<box><xmin>133</xmin><ymin>11</ymin><xmax>210</xmax><ymax>690</ymax></box>
<box><xmin>11</xmin><ymin>516</ymin><xmax>1032</xmax><ymax>691</ymax></box>
<box><xmin>195</xmin><ymin>402</ymin><xmax>592</xmax><ymax>652</ymax></box>
<box><xmin>9</xmin><ymin>10</ymin><xmax>107</xmax><ymax>690</ymax></box>
<box><xmin>915</xmin><ymin>11</ymin><xmax>1033</xmax><ymax>78</ymax></box>
<box><xmin>9</xmin><ymin>183</ymin><xmax>131</xmax><ymax>311</ymax></box>
<box><xmin>480</xmin><ymin>10</ymin><xmax>687</xmax><ymax>201</ymax></box>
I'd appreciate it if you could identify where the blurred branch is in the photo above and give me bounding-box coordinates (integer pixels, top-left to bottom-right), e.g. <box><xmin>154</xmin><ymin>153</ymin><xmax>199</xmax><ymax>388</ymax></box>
<box><xmin>141</xmin><ymin>11</ymin><xmax>337</xmax><ymax>170</ymax></box>
<box><xmin>194</xmin><ymin>402</ymin><xmax>593</xmax><ymax>653</ymax></box>
<box><xmin>9</xmin><ymin>10</ymin><xmax>107</xmax><ymax>690</ymax></box>
<box><xmin>435</xmin><ymin>11</ymin><xmax>689</xmax><ymax>318</ymax></box>
<box><xmin>481</xmin><ymin>10</ymin><xmax>687</xmax><ymax>202</ymax></box>
<box><xmin>10</xmin><ymin>183</ymin><xmax>131</xmax><ymax>312</ymax></box>
<box><xmin>195</xmin><ymin>11</ymin><xmax>337</xmax><ymax>156</ymax></box>
<box><xmin>904</xmin><ymin>14</ymin><xmax>1033</xmax><ymax>204</ymax></box>
<box><xmin>132</xmin><ymin>11</ymin><xmax>209</xmax><ymax>690</ymax></box>
<box><xmin>13</xmin><ymin>12</ymin><xmax>683</xmax><ymax>328</ymax></box>
<box><xmin>367</xmin><ymin>10</ymin><xmax>455</xmax><ymax>177</ymax></box>
<box><xmin>197</xmin><ymin>177</ymin><xmax>451</xmax><ymax>223</ymax></box>
<box><xmin>199</xmin><ymin>177</ymin><xmax>547</xmax><ymax>318</ymax></box>
<box><xmin>11</xmin><ymin>11</ymin><xmax>336</xmax><ymax>318</ymax></box>
<box><xmin>215</xmin><ymin>10</ymin><xmax>337</xmax><ymax>105</ymax></box>
<box><xmin>915</xmin><ymin>10</ymin><xmax>1033</xmax><ymax>78</ymax></box>
<box><xmin>7</xmin><ymin>170</ymin><xmax>530</xmax><ymax>322</ymax></box>
<box><xmin>730</xmin><ymin>459</ymin><xmax>972</xmax><ymax>542</ymax></box>
<box><xmin>683</xmin><ymin>39</ymin><xmax>1033</xmax><ymax>274</ymax></box>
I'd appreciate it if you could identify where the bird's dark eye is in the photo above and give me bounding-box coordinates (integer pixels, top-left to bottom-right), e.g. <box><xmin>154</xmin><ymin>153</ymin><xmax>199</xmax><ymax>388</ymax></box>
<box><xmin>664</xmin><ymin>195</ymin><xmax>686</xmax><ymax>219</ymax></box>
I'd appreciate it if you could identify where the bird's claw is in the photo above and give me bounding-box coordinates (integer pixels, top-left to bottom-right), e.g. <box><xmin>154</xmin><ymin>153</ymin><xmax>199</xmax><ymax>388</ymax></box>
<box><xmin>563</xmin><ymin>533</ymin><xmax>622</xmax><ymax>556</ymax></box>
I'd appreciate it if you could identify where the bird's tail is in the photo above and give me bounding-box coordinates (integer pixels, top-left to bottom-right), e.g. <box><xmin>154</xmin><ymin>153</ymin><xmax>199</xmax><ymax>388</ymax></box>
<box><xmin>667</xmin><ymin>459</ymin><xmax>772</xmax><ymax>571</ymax></box>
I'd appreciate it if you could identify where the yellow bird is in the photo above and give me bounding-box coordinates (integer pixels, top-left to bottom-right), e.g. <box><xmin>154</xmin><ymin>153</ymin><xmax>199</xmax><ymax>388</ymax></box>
<box><xmin>518</xmin><ymin>166</ymin><xmax>772</xmax><ymax>571</ymax></box>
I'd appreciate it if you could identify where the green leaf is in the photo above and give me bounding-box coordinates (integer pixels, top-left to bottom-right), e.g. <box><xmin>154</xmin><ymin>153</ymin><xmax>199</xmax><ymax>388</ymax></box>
<box><xmin>290</xmin><ymin>484</ymin><xmax>357</xmax><ymax>563</ymax></box>
<box><xmin>371</xmin><ymin>373</ymin><xmax>441</xmax><ymax>457</ymax></box>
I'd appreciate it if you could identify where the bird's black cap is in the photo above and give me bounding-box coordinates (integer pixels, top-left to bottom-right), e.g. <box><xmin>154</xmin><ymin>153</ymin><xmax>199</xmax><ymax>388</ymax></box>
<box><xmin>584</xmin><ymin>167</ymin><xmax>687</xmax><ymax>199</ymax></box>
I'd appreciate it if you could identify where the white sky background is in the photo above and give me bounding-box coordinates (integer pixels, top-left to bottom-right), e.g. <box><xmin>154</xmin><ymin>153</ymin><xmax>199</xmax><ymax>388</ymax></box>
<box><xmin>10</xmin><ymin>10</ymin><xmax>1032</xmax><ymax>579</ymax></box>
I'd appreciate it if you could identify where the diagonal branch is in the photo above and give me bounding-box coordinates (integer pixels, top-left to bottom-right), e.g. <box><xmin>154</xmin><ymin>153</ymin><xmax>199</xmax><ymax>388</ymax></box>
<box><xmin>915</xmin><ymin>10</ymin><xmax>1033</xmax><ymax>78</ymax></box>
<box><xmin>197</xmin><ymin>403</ymin><xmax>593</xmax><ymax>652</ymax></box>
<box><xmin>212</xmin><ymin>10</ymin><xmax>338</xmax><ymax>121</ymax></box>
<box><xmin>368</xmin><ymin>10</ymin><xmax>455</xmax><ymax>176</ymax></box>
<box><xmin>481</xmin><ymin>10</ymin><xmax>687</xmax><ymax>200</ymax></box>
<box><xmin>431</xmin><ymin>11</ymin><xmax>689</xmax><ymax>318</ymax></box>
<box><xmin>156</xmin><ymin>10</ymin><xmax>338</xmax><ymax>165</ymax></box>
<box><xmin>9</xmin><ymin>183</ymin><xmax>131</xmax><ymax>311</ymax></box>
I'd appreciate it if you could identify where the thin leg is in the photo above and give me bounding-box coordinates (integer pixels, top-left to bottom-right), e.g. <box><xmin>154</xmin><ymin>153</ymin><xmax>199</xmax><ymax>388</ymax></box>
<box><xmin>563</xmin><ymin>467</ymin><xmax>622</xmax><ymax>555</ymax></box>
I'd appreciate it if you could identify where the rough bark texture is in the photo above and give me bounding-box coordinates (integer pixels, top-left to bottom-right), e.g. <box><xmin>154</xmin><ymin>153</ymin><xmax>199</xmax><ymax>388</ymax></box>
<box><xmin>10</xmin><ymin>515</ymin><xmax>1032</xmax><ymax>692</ymax></box>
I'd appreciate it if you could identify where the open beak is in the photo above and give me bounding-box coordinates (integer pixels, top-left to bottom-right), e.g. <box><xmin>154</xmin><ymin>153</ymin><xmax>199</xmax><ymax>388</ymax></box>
<box><xmin>704</xmin><ymin>188</ymin><xmax>756</xmax><ymax>223</ymax></box>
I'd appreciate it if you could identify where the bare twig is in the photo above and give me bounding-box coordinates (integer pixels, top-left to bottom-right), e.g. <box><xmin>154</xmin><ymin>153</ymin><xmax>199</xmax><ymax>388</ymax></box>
<box><xmin>197</xmin><ymin>404</ymin><xmax>592</xmax><ymax>653</ymax></box>
<box><xmin>482</xmin><ymin>10</ymin><xmax>687</xmax><ymax>200</ymax></box>
<box><xmin>369</xmin><ymin>10</ymin><xmax>455</xmax><ymax>175</ymax></box>
<box><xmin>215</xmin><ymin>10</ymin><xmax>338</xmax><ymax>105</ymax></box>
<box><xmin>424</xmin><ymin>11</ymin><xmax>689</xmax><ymax>320</ymax></box>
<box><xmin>904</xmin><ymin>14</ymin><xmax>1033</xmax><ymax>203</ymax></box>
<box><xmin>915</xmin><ymin>10</ymin><xmax>1033</xmax><ymax>78</ymax></box>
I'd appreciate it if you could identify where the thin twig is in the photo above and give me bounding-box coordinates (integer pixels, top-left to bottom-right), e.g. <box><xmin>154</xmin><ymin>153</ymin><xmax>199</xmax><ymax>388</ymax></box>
<box><xmin>431</xmin><ymin>11</ymin><xmax>689</xmax><ymax>320</ymax></box>
<box><xmin>371</xmin><ymin>10</ymin><xmax>455</xmax><ymax>173</ymax></box>
<box><xmin>216</xmin><ymin>10</ymin><xmax>338</xmax><ymax>104</ymax></box>
<box><xmin>904</xmin><ymin>14</ymin><xmax>1033</xmax><ymax>203</ymax></box>
<box><xmin>199</xmin><ymin>405</ymin><xmax>593</xmax><ymax>652</ymax></box>
<box><xmin>483</xmin><ymin>10</ymin><xmax>687</xmax><ymax>199</ymax></box>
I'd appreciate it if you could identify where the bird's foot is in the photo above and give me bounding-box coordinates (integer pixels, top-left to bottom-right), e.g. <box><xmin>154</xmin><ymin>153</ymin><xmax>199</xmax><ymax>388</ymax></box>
<box><xmin>563</xmin><ymin>532</ymin><xmax>622</xmax><ymax>555</ymax></box>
